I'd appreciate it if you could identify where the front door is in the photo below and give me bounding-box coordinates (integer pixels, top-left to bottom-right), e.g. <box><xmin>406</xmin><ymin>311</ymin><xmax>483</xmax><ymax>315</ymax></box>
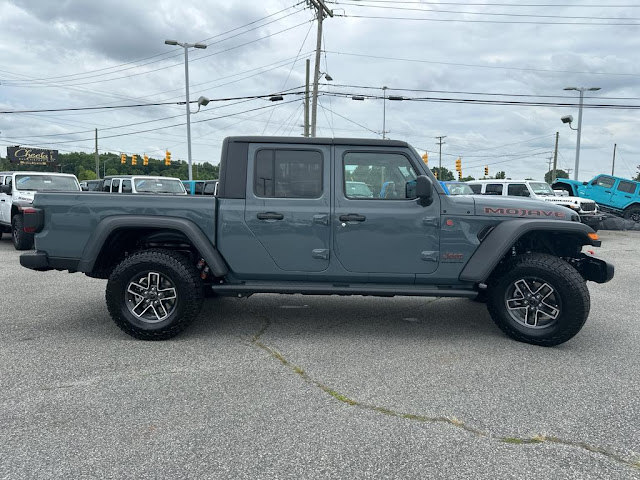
<box><xmin>0</xmin><ymin>176</ymin><xmax>11</xmax><ymax>224</ymax></box>
<box><xmin>333</xmin><ymin>147</ymin><xmax>440</xmax><ymax>275</ymax></box>
<box><xmin>244</xmin><ymin>144</ymin><xmax>331</xmax><ymax>272</ymax></box>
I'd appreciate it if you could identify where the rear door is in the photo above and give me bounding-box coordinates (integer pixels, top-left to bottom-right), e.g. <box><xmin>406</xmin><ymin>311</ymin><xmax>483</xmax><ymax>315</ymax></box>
<box><xmin>244</xmin><ymin>144</ymin><xmax>331</xmax><ymax>272</ymax></box>
<box><xmin>609</xmin><ymin>179</ymin><xmax>638</xmax><ymax>209</ymax></box>
<box><xmin>333</xmin><ymin>147</ymin><xmax>440</xmax><ymax>275</ymax></box>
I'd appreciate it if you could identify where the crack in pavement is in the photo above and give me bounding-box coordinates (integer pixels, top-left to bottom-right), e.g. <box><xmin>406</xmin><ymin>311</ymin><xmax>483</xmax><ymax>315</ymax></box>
<box><xmin>249</xmin><ymin>317</ymin><xmax>640</xmax><ymax>471</ymax></box>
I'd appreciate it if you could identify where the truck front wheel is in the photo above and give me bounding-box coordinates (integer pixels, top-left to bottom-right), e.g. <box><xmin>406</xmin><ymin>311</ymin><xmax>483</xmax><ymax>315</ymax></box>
<box><xmin>106</xmin><ymin>249</ymin><xmax>204</xmax><ymax>340</ymax></box>
<box><xmin>623</xmin><ymin>205</ymin><xmax>640</xmax><ymax>223</ymax></box>
<box><xmin>486</xmin><ymin>253</ymin><xmax>590</xmax><ymax>346</ymax></box>
<box><xmin>12</xmin><ymin>214</ymin><xmax>34</xmax><ymax>250</ymax></box>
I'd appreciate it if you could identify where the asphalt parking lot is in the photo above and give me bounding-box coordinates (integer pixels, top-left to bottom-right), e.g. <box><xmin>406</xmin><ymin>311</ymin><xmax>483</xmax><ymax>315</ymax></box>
<box><xmin>1</xmin><ymin>231</ymin><xmax>639</xmax><ymax>479</ymax></box>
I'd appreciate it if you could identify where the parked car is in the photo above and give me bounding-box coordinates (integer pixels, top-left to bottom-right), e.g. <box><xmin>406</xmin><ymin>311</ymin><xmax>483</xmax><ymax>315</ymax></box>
<box><xmin>552</xmin><ymin>175</ymin><xmax>640</xmax><ymax>223</ymax></box>
<box><xmin>345</xmin><ymin>181</ymin><xmax>374</xmax><ymax>198</ymax></box>
<box><xmin>440</xmin><ymin>181</ymin><xmax>474</xmax><ymax>195</ymax></box>
<box><xmin>101</xmin><ymin>175</ymin><xmax>187</xmax><ymax>195</ymax></box>
<box><xmin>467</xmin><ymin>179</ymin><xmax>604</xmax><ymax>229</ymax></box>
<box><xmin>183</xmin><ymin>180</ymin><xmax>219</xmax><ymax>195</ymax></box>
<box><xmin>20</xmin><ymin>136</ymin><xmax>613</xmax><ymax>346</ymax></box>
<box><xmin>80</xmin><ymin>179</ymin><xmax>103</xmax><ymax>191</ymax></box>
<box><xmin>0</xmin><ymin>171</ymin><xmax>81</xmax><ymax>249</ymax></box>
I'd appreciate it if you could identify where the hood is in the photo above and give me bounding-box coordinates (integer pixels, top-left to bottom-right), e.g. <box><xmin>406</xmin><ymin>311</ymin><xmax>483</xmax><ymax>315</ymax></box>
<box><xmin>475</xmin><ymin>195</ymin><xmax>577</xmax><ymax>221</ymax></box>
<box><xmin>543</xmin><ymin>195</ymin><xmax>595</xmax><ymax>205</ymax></box>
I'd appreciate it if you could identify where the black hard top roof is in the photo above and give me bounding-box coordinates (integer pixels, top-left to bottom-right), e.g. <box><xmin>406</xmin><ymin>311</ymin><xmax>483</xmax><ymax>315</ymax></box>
<box><xmin>225</xmin><ymin>136</ymin><xmax>410</xmax><ymax>148</ymax></box>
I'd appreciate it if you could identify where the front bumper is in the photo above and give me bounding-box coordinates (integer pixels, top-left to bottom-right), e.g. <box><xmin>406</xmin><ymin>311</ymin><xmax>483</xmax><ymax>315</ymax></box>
<box><xmin>579</xmin><ymin>213</ymin><xmax>606</xmax><ymax>226</ymax></box>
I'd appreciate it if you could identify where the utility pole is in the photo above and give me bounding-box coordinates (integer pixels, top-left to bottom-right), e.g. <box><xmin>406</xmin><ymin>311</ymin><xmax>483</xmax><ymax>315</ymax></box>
<box><xmin>435</xmin><ymin>136</ymin><xmax>446</xmax><ymax>179</ymax></box>
<box><xmin>611</xmin><ymin>143</ymin><xmax>617</xmax><ymax>176</ymax></box>
<box><xmin>309</xmin><ymin>0</ymin><xmax>333</xmax><ymax>137</ymax></box>
<box><xmin>552</xmin><ymin>131</ymin><xmax>559</xmax><ymax>183</ymax></box>
<box><xmin>94</xmin><ymin>128</ymin><xmax>99</xmax><ymax>178</ymax></box>
<box><xmin>547</xmin><ymin>156</ymin><xmax>553</xmax><ymax>178</ymax></box>
<box><xmin>304</xmin><ymin>59</ymin><xmax>310</xmax><ymax>137</ymax></box>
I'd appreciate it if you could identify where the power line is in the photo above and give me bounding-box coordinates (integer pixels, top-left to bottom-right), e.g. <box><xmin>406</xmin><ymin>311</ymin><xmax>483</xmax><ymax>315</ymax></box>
<box><xmin>333</xmin><ymin>1</ymin><xmax>640</xmax><ymax>7</ymax></box>
<box><xmin>325</xmin><ymin>51</ymin><xmax>640</xmax><ymax>77</ymax></box>
<box><xmin>335</xmin><ymin>13</ymin><xmax>640</xmax><ymax>25</ymax></box>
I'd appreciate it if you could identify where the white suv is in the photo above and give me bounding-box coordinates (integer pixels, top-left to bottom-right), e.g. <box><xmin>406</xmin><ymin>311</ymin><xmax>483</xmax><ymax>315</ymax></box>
<box><xmin>0</xmin><ymin>171</ymin><xmax>81</xmax><ymax>249</ymax></box>
<box><xmin>467</xmin><ymin>179</ymin><xmax>604</xmax><ymax>228</ymax></box>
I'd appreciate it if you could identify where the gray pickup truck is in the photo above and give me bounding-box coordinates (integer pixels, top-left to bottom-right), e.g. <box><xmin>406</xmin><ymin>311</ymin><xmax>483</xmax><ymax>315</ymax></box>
<box><xmin>20</xmin><ymin>136</ymin><xmax>614</xmax><ymax>346</ymax></box>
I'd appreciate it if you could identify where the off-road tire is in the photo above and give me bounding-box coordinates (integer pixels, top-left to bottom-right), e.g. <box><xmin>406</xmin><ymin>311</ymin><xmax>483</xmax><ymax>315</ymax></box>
<box><xmin>106</xmin><ymin>249</ymin><xmax>204</xmax><ymax>340</ymax></box>
<box><xmin>486</xmin><ymin>253</ymin><xmax>590</xmax><ymax>347</ymax></box>
<box><xmin>12</xmin><ymin>214</ymin><xmax>34</xmax><ymax>250</ymax></box>
<box><xmin>623</xmin><ymin>205</ymin><xmax>640</xmax><ymax>223</ymax></box>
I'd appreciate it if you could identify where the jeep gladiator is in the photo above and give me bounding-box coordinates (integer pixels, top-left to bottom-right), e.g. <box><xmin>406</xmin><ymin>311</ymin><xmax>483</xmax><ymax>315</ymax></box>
<box><xmin>20</xmin><ymin>136</ymin><xmax>614</xmax><ymax>346</ymax></box>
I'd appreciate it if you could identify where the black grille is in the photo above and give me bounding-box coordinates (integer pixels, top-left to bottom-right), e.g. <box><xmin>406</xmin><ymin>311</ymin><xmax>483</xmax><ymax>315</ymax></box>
<box><xmin>581</xmin><ymin>203</ymin><xmax>596</xmax><ymax>212</ymax></box>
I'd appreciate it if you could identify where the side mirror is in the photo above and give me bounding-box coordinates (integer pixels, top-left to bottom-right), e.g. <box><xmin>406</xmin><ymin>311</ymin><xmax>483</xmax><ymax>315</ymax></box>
<box><xmin>590</xmin><ymin>180</ymin><xmax>597</xmax><ymax>186</ymax></box>
<box><xmin>0</xmin><ymin>185</ymin><xmax>11</xmax><ymax>194</ymax></box>
<box><xmin>407</xmin><ymin>175</ymin><xmax>433</xmax><ymax>203</ymax></box>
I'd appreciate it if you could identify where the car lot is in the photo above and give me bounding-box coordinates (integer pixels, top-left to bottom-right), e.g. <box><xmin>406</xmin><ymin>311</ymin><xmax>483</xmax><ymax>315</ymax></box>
<box><xmin>1</xmin><ymin>232</ymin><xmax>639</xmax><ymax>479</ymax></box>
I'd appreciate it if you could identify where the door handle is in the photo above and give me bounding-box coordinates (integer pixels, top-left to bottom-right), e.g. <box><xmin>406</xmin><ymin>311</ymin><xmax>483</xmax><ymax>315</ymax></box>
<box><xmin>257</xmin><ymin>212</ymin><xmax>284</xmax><ymax>220</ymax></box>
<box><xmin>604</xmin><ymin>190</ymin><xmax>611</xmax><ymax>193</ymax></box>
<box><xmin>339</xmin><ymin>213</ymin><xmax>366</xmax><ymax>222</ymax></box>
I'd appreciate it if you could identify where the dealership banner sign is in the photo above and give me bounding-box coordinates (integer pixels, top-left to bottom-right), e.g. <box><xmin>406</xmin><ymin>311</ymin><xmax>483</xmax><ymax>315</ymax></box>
<box><xmin>7</xmin><ymin>146</ymin><xmax>58</xmax><ymax>165</ymax></box>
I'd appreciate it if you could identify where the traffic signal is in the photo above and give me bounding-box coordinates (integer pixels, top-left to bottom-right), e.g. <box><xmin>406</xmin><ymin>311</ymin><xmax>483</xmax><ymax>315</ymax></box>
<box><xmin>455</xmin><ymin>157</ymin><xmax>462</xmax><ymax>172</ymax></box>
<box><xmin>484</xmin><ymin>166</ymin><xmax>489</xmax><ymax>176</ymax></box>
<box><xmin>120</xmin><ymin>153</ymin><xmax>126</xmax><ymax>164</ymax></box>
<box><xmin>165</xmin><ymin>150</ymin><xmax>171</xmax><ymax>166</ymax></box>
<box><xmin>421</xmin><ymin>152</ymin><xmax>428</xmax><ymax>164</ymax></box>
<box><xmin>131</xmin><ymin>154</ymin><xmax>137</xmax><ymax>166</ymax></box>
<box><xmin>143</xmin><ymin>154</ymin><xmax>149</xmax><ymax>166</ymax></box>
<box><xmin>458</xmin><ymin>170</ymin><xmax>462</xmax><ymax>180</ymax></box>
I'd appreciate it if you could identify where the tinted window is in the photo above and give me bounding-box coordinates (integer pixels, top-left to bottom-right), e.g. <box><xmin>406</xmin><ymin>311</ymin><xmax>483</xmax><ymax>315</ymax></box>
<box><xmin>254</xmin><ymin>149</ymin><xmax>323</xmax><ymax>198</ymax></box>
<box><xmin>203</xmin><ymin>182</ymin><xmax>217</xmax><ymax>195</ymax></box>
<box><xmin>468</xmin><ymin>184</ymin><xmax>482</xmax><ymax>194</ymax></box>
<box><xmin>194</xmin><ymin>182</ymin><xmax>204</xmax><ymax>194</ymax></box>
<box><xmin>617</xmin><ymin>180</ymin><xmax>637</xmax><ymax>194</ymax></box>
<box><xmin>595</xmin><ymin>176</ymin><xmax>615</xmax><ymax>188</ymax></box>
<box><xmin>134</xmin><ymin>178</ymin><xmax>185</xmax><ymax>194</ymax></box>
<box><xmin>111</xmin><ymin>179</ymin><xmax>121</xmax><ymax>193</ymax></box>
<box><xmin>485</xmin><ymin>184</ymin><xmax>503</xmax><ymax>195</ymax></box>
<box><xmin>122</xmin><ymin>180</ymin><xmax>132</xmax><ymax>193</ymax></box>
<box><xmin>507</xmin><ymin>184</ymin><xmax>530</xmax><ymax>196</ymax></box>
<box><xmin>343</xmin><ymin>152</ymin><xmax>417</xmax><ymax>200</ymax></box>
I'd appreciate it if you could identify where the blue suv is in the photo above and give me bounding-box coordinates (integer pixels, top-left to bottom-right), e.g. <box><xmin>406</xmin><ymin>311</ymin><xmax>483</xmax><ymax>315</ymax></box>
<box><xmin>553</xmin><ymin>175</ymin><xmax>640</xmax><ymax>222</ymax></box>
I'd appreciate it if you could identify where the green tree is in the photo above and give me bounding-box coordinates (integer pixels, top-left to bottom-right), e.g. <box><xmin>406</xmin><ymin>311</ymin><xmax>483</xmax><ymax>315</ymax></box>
<box><xmin>634</xmin><ymin>165</ymin><xmax>639</xmax><ymax>181</ymax></box>
<box><xmin>544</xmin><ymin>169</ymin><xmax>569</xmax><ymax>183</ymax></box>
<box><xmin>495</xmin><ymin>171</ymin><xmax>506</xmax><ymax>179</ymax></box>
<box><xmin>431</xmin><ymin>166</ymin><xmax>454</xmax><ymax>181</ymax></box>
<box><xmin>461</xmin><ymin>175</ymin><xmax>475</xmax><ymax>182</ymax></box>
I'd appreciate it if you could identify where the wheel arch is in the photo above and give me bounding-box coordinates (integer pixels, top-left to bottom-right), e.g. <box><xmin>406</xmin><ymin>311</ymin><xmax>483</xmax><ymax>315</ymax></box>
<box><xmin>79</xmin><ymin>215</ymin><xmax>228</xmax><ymax>278</ymax></box>
<box><xmin>459</xmin><ymin>219</ymin><xmax>599</xmax><ymax>283</ymax></box>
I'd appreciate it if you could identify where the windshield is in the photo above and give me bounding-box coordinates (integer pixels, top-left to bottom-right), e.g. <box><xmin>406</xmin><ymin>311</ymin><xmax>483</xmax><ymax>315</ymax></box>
<box><xmin>134</xmin><ymin>177</ymin><xmax>186</xmax><ymax>194</ymax></box>
<box><xmin>445</xmin><ymin>183</ymin><xmax>474</xmax><ymax>195</ymax></box>
<box><xmin>15</xmin><ymin>174</ymin><xmax>79</xmax><ymax>192</ymax></box>
<box><xmin>530</xmin><ymin>182</ymin><xmax>555</xmax><ymax>196</ymax></box>
<box><xmin>346</xmin><ymin>181</ymin><xmax>374</xmax><ymax>198</ymax></box>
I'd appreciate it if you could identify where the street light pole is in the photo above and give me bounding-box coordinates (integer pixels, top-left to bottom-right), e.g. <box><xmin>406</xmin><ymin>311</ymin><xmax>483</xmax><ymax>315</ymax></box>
<box><xmin>382</xmin><ymin>86</ymin><xmax>388</xmax><ymax>139</ymax></box>
<box><xmin>165</xmin><ymin>39</ymin><xmax>207</xmax><ymax>182</ymax></box>
<box><xmin>563</xmin><ymin>86</ymin><xmax>600</xmax><ymax>180</ymax></box>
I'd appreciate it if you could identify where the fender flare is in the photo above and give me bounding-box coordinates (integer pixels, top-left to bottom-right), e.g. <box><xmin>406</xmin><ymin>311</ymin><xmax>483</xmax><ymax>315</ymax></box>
<box><xmin>77</xmin><ymin>215</ymin><xmax>229</xmax><ymax>277</ymax></box>
<box><xmin>459</xmin><ymin>219</ymin><xmax>599</xmax><ymax>283</ymax></box>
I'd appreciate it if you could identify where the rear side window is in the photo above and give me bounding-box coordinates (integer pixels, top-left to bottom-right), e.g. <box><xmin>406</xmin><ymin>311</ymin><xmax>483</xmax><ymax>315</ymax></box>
<box><xmin>617</xmin><ymin>180</ymin><xmax>637</xmax><ymax>194</ymax></box>
<box><xmin>122</xmin><ymin>180</ymin><xmax>132</xmax><ymax>193</ymax></box>
<box><xmin>254</xmin><ymin>149</ymin><xmax>323</xmax><ymax>198</ymax></box>
<box><xmin>595</xmin><ymin>176</ymin><xmax>615</xmax><ymax>188</ymax></box>
<box><xmin>485</xmin><ymin>184</ymin><xmax>503</xmax><ymax>195</ymax></box>
<box><xmin>468</xmin><ymin>184</ymin><xmax>482</xmax><ymax>194</ymax></box>
<box><xmin>507</xmin><ymin>184</ymin><xmax>530</xmax><ymax>196</ymax></box>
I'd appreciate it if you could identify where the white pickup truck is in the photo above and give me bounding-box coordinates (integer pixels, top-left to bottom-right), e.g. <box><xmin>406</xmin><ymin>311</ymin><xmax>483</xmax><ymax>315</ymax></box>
<box><xmin>0</xmin><ymin>171</ymin><xmax>81</xmax><ymax>249</ymax></box>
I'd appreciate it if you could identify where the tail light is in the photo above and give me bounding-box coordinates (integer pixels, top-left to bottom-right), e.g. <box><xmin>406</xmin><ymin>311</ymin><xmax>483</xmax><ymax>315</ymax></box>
<box><xmin>22</xmin><ymin>208</ymin><xmax>44</xmax><ymax>233</ymax></box>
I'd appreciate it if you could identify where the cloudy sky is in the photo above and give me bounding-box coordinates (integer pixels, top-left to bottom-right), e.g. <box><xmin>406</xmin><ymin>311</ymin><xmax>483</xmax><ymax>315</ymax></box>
<box><xmin>1</xmin><ymin>0</ymin><xmax>639</xmax><ymax>181</ymax></box>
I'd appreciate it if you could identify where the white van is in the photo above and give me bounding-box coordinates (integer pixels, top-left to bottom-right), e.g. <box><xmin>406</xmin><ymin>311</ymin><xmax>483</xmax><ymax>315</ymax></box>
<box><xmin>101</xmin><ymin>175</ymin><xmax>187</xmax><ymax>195</ymax></box>
<box><xmin>467</xmin><ymin>179</ymin><xmax>604</xmax><ymax>228</ymax></box>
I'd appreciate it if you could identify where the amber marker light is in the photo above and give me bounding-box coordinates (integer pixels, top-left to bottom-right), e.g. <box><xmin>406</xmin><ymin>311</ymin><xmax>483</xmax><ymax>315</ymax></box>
<box><xmin>588</xmin><ymin>232</ymin><xmax>599</xmax><ymax>241</ymax></box>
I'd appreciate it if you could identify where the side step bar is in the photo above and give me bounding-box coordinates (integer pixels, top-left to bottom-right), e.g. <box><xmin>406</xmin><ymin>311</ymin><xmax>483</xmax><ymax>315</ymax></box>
<box><xmin>211</xmin><ymin>282</ymin><xmax>477</xmax><ymax>298</ymax></box>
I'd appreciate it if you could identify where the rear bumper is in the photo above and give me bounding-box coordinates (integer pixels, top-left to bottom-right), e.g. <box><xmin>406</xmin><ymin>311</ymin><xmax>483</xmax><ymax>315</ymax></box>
<box><xmin>20</xmin><ymin>251</ymin><xmax>79</xmax><ymax>272</ymax></box>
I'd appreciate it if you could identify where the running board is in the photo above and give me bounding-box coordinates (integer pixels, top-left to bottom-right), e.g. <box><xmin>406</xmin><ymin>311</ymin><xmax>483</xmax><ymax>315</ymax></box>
<box><xmin>211</xmin><ymin>282</ymin><xmax>477</xmax><ymax>298</ymax></box>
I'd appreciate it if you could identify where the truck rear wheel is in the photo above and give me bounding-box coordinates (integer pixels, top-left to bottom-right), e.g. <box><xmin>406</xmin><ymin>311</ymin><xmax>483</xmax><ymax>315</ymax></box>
<box><xmin>486</xmin><ymin>253</ymin><xmax>590</xmax><ymax>346</ymax></box>
<box><xmin>12</xmin><ymin>214</ymin><xmax>34</xmax><ymax>250</ymax></box>
<box><xmin>624</xmin><ymin>205</ymin><xmax>640</xmax><ymax>223</ymax></box>
<box><xmin>106</xmin><ymin>249</ymin><xmax>204</xmax><ymax>340</ymax></box>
